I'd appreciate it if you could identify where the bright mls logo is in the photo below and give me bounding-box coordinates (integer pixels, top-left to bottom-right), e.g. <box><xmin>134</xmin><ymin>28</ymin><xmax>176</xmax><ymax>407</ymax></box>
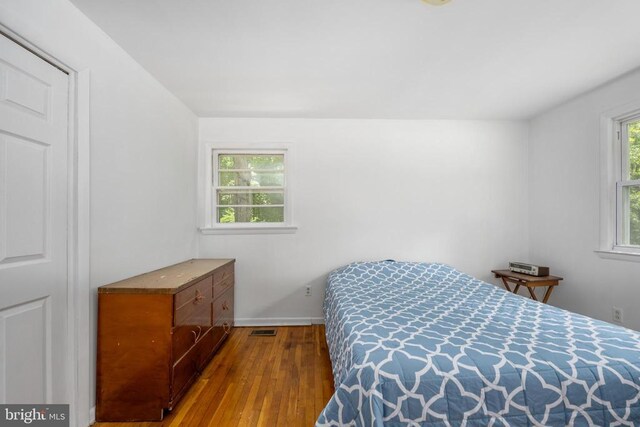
<box><xmin>0</xmin><ymin>405</ymin><xmax>68</xmax><ymax>426</ymax></box>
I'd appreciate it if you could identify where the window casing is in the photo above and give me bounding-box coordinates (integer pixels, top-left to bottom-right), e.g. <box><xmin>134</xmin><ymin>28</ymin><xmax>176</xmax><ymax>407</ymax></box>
<box><xmin>615</xmin><ymin>115</ymin><xmax>640</xmax><ymax>251</ymax></box>
<box><xmin>202</xmin><ymin>146</ymin><xmax>294</xmax><ymax>233</ymax></box>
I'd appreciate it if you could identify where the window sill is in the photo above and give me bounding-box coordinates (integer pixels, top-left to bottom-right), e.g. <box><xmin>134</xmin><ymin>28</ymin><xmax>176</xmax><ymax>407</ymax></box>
<box><xmin>199</xmin><ymin>225</ymin><xmax>298</xmax><ymax>235</ymax></box>
<box><xmin>594</xmin><ymin>249</ymin><xmax>640</xmax><ymax>262</ymax></box>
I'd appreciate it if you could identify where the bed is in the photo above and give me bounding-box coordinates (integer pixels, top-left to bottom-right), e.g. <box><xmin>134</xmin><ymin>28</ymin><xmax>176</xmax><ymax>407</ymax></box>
<box><xmin>317</xmin><ymin>261</ymin><xmax>640</xmax><ymax>426</ymax></box>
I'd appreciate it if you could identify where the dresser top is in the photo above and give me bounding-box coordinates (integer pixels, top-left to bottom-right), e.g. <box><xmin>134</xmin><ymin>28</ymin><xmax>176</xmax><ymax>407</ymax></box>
<box><xmin>98</xmin><ymin>258</ymin><xmax>235</xmax><ymax>294</ymax></box>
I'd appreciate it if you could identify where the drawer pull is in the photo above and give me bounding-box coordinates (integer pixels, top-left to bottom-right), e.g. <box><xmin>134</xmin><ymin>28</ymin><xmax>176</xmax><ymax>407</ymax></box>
<box><xmin>190</xmin><ymin>326</ymin><xmax>202</xmax><ymax>343</ymax></box>
<box><xmin>194</xmin><ymin>290</ymin><xmax>205</xmax><ymax>303</ymax></box>
<box><xmin>223</xmin><ymin>322</ymin><xmax>231</xmax><ymax>334</ymax></box>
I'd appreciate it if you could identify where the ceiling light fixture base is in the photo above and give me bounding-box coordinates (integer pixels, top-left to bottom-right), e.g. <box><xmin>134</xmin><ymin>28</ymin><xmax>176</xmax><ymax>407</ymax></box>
<box><xmin>421</xmin><ymin>0</ymin><xmax>451</xmax><ymax>5</ymax></box>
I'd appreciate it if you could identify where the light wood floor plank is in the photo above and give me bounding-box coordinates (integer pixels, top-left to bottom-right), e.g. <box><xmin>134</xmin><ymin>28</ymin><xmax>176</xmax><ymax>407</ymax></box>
<box><xmin>93</xmin><ymin>325</ymin><xmax>334</xmax><ymax>427</ymax></box>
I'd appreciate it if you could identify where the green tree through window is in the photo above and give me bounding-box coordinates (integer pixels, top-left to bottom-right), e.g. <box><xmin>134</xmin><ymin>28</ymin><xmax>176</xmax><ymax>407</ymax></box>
<box><xmin>216</xmin><ymin>153</ymin><xmax>285</xmax><ymax>224</ymax></box>
<box><xmin>629</xmin><ymin>122</ymin><xmax>640</xmax><ymax>245</ymax></box>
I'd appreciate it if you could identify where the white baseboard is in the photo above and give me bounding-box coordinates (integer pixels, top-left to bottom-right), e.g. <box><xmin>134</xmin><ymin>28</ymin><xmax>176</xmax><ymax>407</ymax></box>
<box><xmin>235</xmin><ymin>317</ymin><xmax>324</xmax><ymax>327</ymax></box>
<box><xmin>89</xmin><ymin>406</ymin><xmax>95</xmax><ymax>425</ymax></box>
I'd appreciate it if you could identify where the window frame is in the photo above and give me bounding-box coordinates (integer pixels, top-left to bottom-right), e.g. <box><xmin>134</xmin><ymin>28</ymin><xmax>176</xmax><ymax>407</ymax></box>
<box><xmin>597</xmin><ymin>105</ymin><xmax>640</xmax><ymax>261</ymax></box>
<box><xmin>615</xmin><ymin>114</ymin><xmax>640</xmax><ymax>252</ymax></box>
<box><xmin>200</xmin><ymin>144</ymin><xmax>297</xmax><ymax>234</ymax></box>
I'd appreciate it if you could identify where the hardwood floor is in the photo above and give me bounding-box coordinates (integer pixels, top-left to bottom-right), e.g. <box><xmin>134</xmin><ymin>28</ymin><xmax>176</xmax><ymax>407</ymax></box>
<box><xmin>93</xmin><ymin>325</ymin><xmax>335</xmax><ymax>427</ymax></box>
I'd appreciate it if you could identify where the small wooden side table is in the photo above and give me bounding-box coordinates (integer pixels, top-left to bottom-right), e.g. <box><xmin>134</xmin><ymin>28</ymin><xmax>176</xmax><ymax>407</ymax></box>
<box><xmin>491</xmin><ymin>269</ymin><xmax>563</xmax><ymax>304</ymax></box>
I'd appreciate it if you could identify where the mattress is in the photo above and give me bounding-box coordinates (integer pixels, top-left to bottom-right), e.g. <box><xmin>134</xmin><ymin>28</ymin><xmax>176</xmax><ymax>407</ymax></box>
<box><xmin>317</xmin><ymin>261</ymin><xmax>640</xmax><ymax>426</ymax></box>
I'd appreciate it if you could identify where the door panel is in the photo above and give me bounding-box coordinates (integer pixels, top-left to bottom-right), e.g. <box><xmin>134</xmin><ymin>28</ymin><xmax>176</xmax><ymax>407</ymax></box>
<box><xmin>0</xmin><ymin>298</ymin><xmax>50</xmax><ymax>403</ymax></box>
<box><xmin>0</xmin><ymin>34</ymin><xmax>69</xmax><ymax>405</ymax></box>
<box><xmin>1</xmin><ymin>133</ymin><xmax>49</xmax><ymax>263</ymax></box>
<box><xmin>0</xmin><ymin>60</ymin><xmax>51</xmax><ymax>119</ymax></box>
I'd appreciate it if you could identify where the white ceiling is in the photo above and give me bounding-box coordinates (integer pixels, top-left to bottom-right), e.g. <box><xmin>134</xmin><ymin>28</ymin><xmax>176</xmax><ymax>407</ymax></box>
<box><xmin>70</xmin><ymin>0</ymin><xmax>640</xmax><ymax>120</ymax></box>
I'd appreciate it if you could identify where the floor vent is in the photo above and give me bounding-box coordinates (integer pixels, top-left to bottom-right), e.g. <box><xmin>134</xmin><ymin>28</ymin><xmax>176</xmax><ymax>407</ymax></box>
<box><xmin>250</xmin><ymin>329</ymin><xmax>277</xmax><ymax>337</ymax></box>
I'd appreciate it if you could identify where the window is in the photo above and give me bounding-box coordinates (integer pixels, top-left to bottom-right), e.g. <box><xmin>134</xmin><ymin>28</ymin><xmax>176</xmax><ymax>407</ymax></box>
<box><xmin>616</xmin><ymin>115</ymin><xmax>640</xmax><ymax>248</ymax></box>
<box><xmin>202</xmin><ymin>146</ymin><xmax>295</xmax><ymax>233</ymax></box>
<box><xmin>598</xmin><ymin>106</ymin><xmax>640</xmax><ymax>260</ymax></box>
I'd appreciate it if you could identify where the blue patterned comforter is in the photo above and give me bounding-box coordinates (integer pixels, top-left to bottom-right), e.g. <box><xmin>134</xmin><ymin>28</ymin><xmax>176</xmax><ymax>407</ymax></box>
<box><xmin>317</xmin><ymin>261</ymin><xmax>640</xmax><ymax>426</ymax></box>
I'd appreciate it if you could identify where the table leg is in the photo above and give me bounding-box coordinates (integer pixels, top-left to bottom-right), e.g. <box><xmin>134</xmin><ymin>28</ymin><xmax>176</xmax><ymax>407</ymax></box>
<box><xmin>513</xmin><ymin>284</ymin><xmax>521</xmax><ymax>294</ymax></box>
<box><xmin>526</xmin><ymin>286</ymin><xmax>538</xmax><ymax>301</ymax></box>
<box><xmin>542</xmin><ymin>286</ymin><xmax>555</xmax><ymax>304</ymax></box>
<box><xmin>500</xmin><ymin>277</ymin><xmax>512</xmax><ymax>292</ymax></box>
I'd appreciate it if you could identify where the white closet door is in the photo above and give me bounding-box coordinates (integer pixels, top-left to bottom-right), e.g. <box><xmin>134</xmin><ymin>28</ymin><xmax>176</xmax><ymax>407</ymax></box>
<box><xmin>0</xmin><ymin>33</ymin><xmax>70</xmax><ymax>404</ymax></box>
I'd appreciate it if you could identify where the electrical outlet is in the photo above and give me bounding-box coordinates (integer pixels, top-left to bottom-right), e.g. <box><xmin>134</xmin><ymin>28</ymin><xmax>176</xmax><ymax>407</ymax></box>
<box><xmin>613</xmin><ymin>307</ymin><xmax>624</xmax><ymax>324</ymax></box>
<box><xmin>305</xmin><ymin>286</ymin><xmax>312</xmax><ymax>297</ymax></box>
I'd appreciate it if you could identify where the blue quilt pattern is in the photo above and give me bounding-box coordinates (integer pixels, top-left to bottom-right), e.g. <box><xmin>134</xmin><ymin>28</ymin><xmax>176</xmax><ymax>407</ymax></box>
<box><xmin>317</xmin><ymin>261</ymin><xmax>640</xmax><ymax>426</ymax></box>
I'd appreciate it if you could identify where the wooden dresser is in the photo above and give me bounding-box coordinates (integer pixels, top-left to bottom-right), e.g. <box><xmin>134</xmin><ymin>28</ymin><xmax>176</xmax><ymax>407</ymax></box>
<box><xmin>96</xmin><ymin>259</ymin><xmax>235</xmax><ymax>421</ymax></box>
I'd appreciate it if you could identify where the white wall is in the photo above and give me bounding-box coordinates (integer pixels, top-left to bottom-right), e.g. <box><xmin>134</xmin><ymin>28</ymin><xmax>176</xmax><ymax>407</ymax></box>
<box><xmin>529</xmin><ymin>68</ymin><xmax>640</xmax><ymax>331</ymax></box>
<box><xmin>199</xmin><ymin>118</ymin><xmax>529</xmax><ymax>325</ymax></box>
<box><xmin>1</xmin><ymin>0</ymin><xmax>199</xmax><ymax>421</ymax></box>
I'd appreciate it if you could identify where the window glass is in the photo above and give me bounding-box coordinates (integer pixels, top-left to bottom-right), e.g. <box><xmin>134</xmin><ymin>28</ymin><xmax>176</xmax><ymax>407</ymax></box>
<box><xmin>214</xmin><ymin>153</ymin><xmax>286</xmax><ymax>224</ymax></box>
<box><xmin>623</xmin><ymin>185</ymin><xmax>640</xmax><ymax>246</ymax></box>
<box><xmin>628</xmin><ymin>120</ymin><xmax>640</xmax><ymax>180</ymax></box>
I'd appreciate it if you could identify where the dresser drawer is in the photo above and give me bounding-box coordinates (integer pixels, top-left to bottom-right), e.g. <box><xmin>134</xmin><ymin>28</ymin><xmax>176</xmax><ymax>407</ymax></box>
<box><xmin>175</xmin><ymin>276</ymin><xmax>212</xmax><ymax>308</ymax></box>
<box><xmin>174</xmin><ymin>277</ymin><xmax>213</xmax><ymax>326</ymax></box>
<box><xmin>171</xmin><ymin>342</ymin><xmax>198</xmax><ymax>403</ymax></box>
<box><xmin>196</xmin><ymin>328</ymin><xmax>215</xmax><ymax>370</ymax></box>
<box><xmin>213</xmin><ymin>263</ymin><xmax>234</xmax><ymax>300</ymax></box>
<box><xmin>212</xmin><ymin>286</ymin><xmax>233</xmax><ymax>350</ymax></box>
<box><xmin>213</xmin><ymin>286</ymin><xmax>234</xmax><ymax>322</ymax></box>
<box><xmin>210</xmin><ymin>324</ymin><xmax>226</xmax><ymax>351</ymax></box>
<box><xmin>214</xmin><ymin>275</ymin><xmax>233</xmax><ymax>300</ymax></box>
<box><xmin>171</xmin><ymin>328</ymin><xmax>213</xmax><ymax>403</ymax></box>
<box><xmin>214</xmin><ymin>263</ymin><xmax>234</xmax><ymax>284</ymax></box>
<box><xmin>211</xmin><ymin>316</ymin><xmax>233</xmax><ymax>351</ymax></box>
<box><xmin>172</xmin><ymin>324</ymin><xmax>212</xmax><ymax>363</ymax></box>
